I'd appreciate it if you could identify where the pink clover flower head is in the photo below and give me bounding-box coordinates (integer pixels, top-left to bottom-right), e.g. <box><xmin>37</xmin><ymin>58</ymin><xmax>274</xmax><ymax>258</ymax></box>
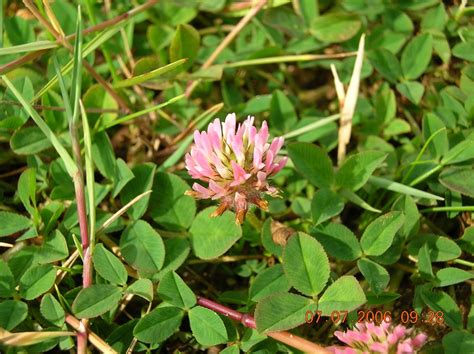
<box><xmin>185</xmin><ymin>113</ymin><xmax>287</xmax><ymax>224</ymax></box>
<box><xmin>329</xmin><ymin>321</ymin><xmax>427</xmax><ymax>354</ymax></box>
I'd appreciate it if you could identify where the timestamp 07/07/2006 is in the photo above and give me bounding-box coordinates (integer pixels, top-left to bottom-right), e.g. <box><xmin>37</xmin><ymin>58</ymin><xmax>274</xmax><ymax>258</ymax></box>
<box><xmin>305</xmin><ymin>309</ymin><xmax>445</xmax><ymax>326</ymax></box>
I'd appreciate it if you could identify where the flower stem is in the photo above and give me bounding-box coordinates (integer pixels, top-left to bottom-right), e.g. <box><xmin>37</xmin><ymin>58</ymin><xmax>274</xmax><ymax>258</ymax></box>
<box><xmin>71</xmin><ymin>102</ymin><xmax>91</xmax><ymax>354</ymax></box>
<box><xmin>196</xmin><ymin>296</ymin><xmax>330</xmax><ymax>353</ymax></box>
<box><xmin>453</xmin><ymin>259</ymin><xmax>474</xmax><ymax>268</ymax></box>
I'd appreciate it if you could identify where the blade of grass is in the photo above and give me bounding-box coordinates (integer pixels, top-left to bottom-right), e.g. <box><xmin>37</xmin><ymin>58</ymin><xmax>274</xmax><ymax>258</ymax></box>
<box><xmin>113</xmin><ymin>58</ymin><xmax>188</xmax><ymax>88</ymax></box>
<box><xmin>402</xmin><ymin>127</ymin><xmax>446</xmax><ymax>184</ymax></box>
<box><xmin>53</xmin><ymin>56</ymin><xmax>73</xmax><ymax>119</ymax></box>
<box><xmin>2</xmin><ymin>75</ymin><xmax>77</xmax><ymax>176</ymax></box>
<box><xmin>0</xmin><ymin>329</ymin><xmax>74</xmax><ymax>347</ymax></box>
<box><xmin>95</xmin><ymin>190</ymin><xmax>152</xmax><ymax>236</ymax></box>
<box><xmin>67</xmin><ymin>11</ymin><xmax>91</xmax><ymax>354</ymax></box>
<box><xmin>368</xmin><ymin>176</ymin><xmax>444</xmax><ymax>201</ymax></box>
<box><xmin>282</xmin><ymin>114</ymin><xmax>340</xmax><ymax>139</ymax></box>
<box><xmin>80</xmin><ymin>101</ymin><xmax>95</xmax><ymax>246</ymax></box>
<box><xmin>159</xmin><ymin>102</ymin><xmax>224</xmax><ymax>171</ymax></box>
<box><xmin>71</xmin><ymin>14</ymin><xmax>83</xmax><ymax>126</ymax></box>
<box><xmin>408</xmin><ymin>165</ymin><xmax>443</xmax><ymax>187</ymax></box>
<box><xmin>340</xmin><ymin>188</ymin><xmax>381</xmax><ymax>213</ymax></box>
<box><xmin>99</xmin><ymin>94</ymin><xmax>186</xmax><ymax>130</ymax></box>
<box><xmin>337</xmin><ymin>34</ymin><xmax>365</xmax><ymax>165</ymax></box>
<box><xmin>220</xmin><ymin>52</ymin><xmax>357</xmax><ymax>69</ymax></box>
<box><xmin>330</xmin><ymin>64</ymin><xmax>345</xmax><ymax>103</ymax></box>
<box><xmin>42</xmin><ymin>0</ymin><xmax>65</xmax><ymax>37</ymax></box>
<box><xmin>0</xmin><ymin>41</ymin><xmax>58</xmax><ymax>55</ymax></box>
<box><xmin>420</xmin><ymin>206</ymin><xmax>474</xmax><ymax>213</ymax></box>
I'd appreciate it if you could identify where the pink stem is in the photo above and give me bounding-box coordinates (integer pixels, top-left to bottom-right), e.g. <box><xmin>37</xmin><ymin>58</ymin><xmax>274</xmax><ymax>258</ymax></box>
<box><xmin>196</xmin><ymin>296</ymin><xmax>330</xmax><ymax>353</ymax></box>
<box><xmin>71</xmin><ymin>126</ymin><xmax>91</xmax><ymax>354</ymax></box>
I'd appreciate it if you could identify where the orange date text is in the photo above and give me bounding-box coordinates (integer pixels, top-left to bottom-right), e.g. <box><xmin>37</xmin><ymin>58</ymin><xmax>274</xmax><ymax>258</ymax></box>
<box><xmin>305</xmin><ymin>310</ymin><xmax>348</xmax><ymax>325</ymax></box>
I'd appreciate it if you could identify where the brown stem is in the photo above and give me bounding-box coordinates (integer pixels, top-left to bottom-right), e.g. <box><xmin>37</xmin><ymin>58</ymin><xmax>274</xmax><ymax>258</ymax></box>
<box><xmin>0</xmin><ymin>49</ymin><xmax>47</xmax><ymax>74</ymax></box>
<box><xmin>196</xmin><ymin>297</ymin><xmax>330</xmax><ymax>354</ymax></box>
<box><xmin>0</xmin><ymin>100</ymin><xmax>121</xmax><ymax>113</ymax></box>
<box><xmin>69</xmin><ymin>0</ymin><xmax>158</xmax><ymax>40</ymax></box>
<box><xmin>72</xmin><ymin>169</ymin><xmax>91</xmax><ymax>354</ymax></box>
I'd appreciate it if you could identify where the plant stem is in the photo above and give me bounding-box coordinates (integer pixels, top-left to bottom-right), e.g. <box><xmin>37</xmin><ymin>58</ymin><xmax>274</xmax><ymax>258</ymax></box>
<box><xmin>221</xmin><ymin>52</ymin><xmax>357</xmax><ymax>69</ymax></box>
<box><xmin>453</xmin><ymin>259</ymin><xmax>474</xmax><ymax>268</ymax></box>
<box><xmin>73</xmin><ymin>169</ymin><xmax>91</xmax><ymax>354</ymax></box>
<box><xmin>420</xmin><ymin>206</ymin><xmax>474</xmax><ymax>213</ymax></box>
<box><xmin>196</xmin><ymin>296</ymin><xmax>330</xmax><ymax>353</ymax></box>
<box><xmin>187</xmin><ymin>254</ymin><xmax>266</xmax><ymax>265</ymax></box>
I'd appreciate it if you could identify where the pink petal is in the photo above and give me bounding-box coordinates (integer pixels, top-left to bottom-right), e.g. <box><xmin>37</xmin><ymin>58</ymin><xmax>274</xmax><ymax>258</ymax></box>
<box><xmin>396</xmin><ymin>341</ymin><xmax>414</xmax><ymax>354</ymax></box>
<box><xmin>388</xmin><ymin>333</ymin><xmax>398</xmax><ymax>346</ymax></box>
<box><xmin>231</xmin><ymin>137</ymin><xmax>245</xmax><ymax>164</ymax></box>
<box><xmin>256</xmin><ymin>171</ymin><xmax>267</xmax><ymax>188</ymax></box>
<box><xmin>253</xmin><ymin>147</ymin><xmax>265</xmax><ymax>170</ymax></box>
<box><xmin>230</xmin><ymin>161</ymin><xmax>250</xmax><ymax>186</ymax></box>
<box><xmin>269</xmin><ymin>156</ymin><xmax>287</xmax><ymax>175</ymax></box>
<box><xmin>192</xmin><ymin>149</ymin><xmax>215</xmax><ymax>177</ymax></box>
<box><xmin>393</xmin><ymin>325</ymin><xmax>407</xmax><ymax>340</ymax></box>
<box><xmin>411</xmin><ymin>333</ymin><xmax>427</xmax><ymax>348</ymax></box>
<box><xmin>248</xmin><ymin>125</ymin><xmax>257</xmax><ymax>145</ymax></box>
<box><xmin>258</xmin><ymin>120</ymin><xmax>269</xmax><ymax>145</ymax></box>
<box><xmin>334</xmin><ymin>331</ymin><xmax>353</xmax><ymax>345</ymax></box>
<box><xmin>223</xmin><ymin>113</ymin><xmax>236</xmax><ymax>140</ymax></box>
<box><xmin>269</xmin><ymin>137</ymin><xmax>284</xmax><ymax>156</ymax></box>
<box><xmin>192</xmin><ymin>183</ymin><xmax>212</xmax><ymax>199</ymax></box>
<box><xmin>244</xmin><ymin>116</ymin><xmax>255</xmax><ymax>138</ymax></box>
<box><xmin>200</xmin><ymin>132</ymin><xmax>213</xmax><ymax>155</ymax></box>
<box><xmin>264</xmin><ymin>150</ymin><xmax>274</xmax><ymax>172</ymax></box>
<box><xmin>234</xmin><ymin>192</ymin><xmax>247</xmax><ymax>210</ymax></box>
<box><xmin>209</xmin><ymin>180</ymin><xmax>228</xmax><ymax>199</ymax></box>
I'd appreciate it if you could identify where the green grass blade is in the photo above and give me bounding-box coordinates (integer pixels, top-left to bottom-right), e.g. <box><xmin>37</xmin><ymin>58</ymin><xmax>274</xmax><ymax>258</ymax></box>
<box><xmin>2</xmin><ymin>75</ymin><xmax>77</xmax><ymax>176</ymax></box>
<box><xmin>220</xmin><ymin>53</ymin><xmax>357</xmax><ymax>68</ymax></box>
<box><xmin>282</xmin><ymin>114</ymin><xmax>340</xmax><ymax>139</ymax></box>
<box><xmin>368</xmin><ymin>176</ymin><xmax>444</xmax><ymax>201</ymax></box>
<box><xmin>402</xmin><ymin>127</ymin><xmax>446</xmax><ymax>184</ymax></box>
<box><xmin>80</xmin><ymin>101</ymin><xmax>95</xmax><ymax>247</ymax></box>
<box><xmin>159</xmin><ymin>102</ymin><xmax>224</xmax><ymax>171</ymax></box>
<box><xmin>71</xmin><ymin>8</ymin><xmax>83</xmax><ymax>125</ymax></box>
<box><xmin>96</xmin><ymin>190</ymin><xmax>152</xmax><ymax>236</ymax></box>
<box><xmin>340</xmin><ymin>188</ymin><xmax>381</xmax><ymax>213</ymax></box>
<box><xmin>0</xmin><ymin>40</ymin><xmax>58</xmax><ymax>56</ymax></box>
<box><xmin>113</xmin><ymin>58</ymin><xmax>188</xmax><ymax>88</ymax></box>
<box><xmin>34</xmin><ymin>24</ymin><xmax>125</xmax><ymax>101</ymax></box>
<box><xmin>53</xmin><ymin>56</ymin><xmax>73</xmax><ymax>121</ymax></box>
<box><xmin>420</xmin><ymin>206</ymin><xmax>474</xmax><ymax>213</ymax></box>
<box><xmin>100</xmin><ymin>94</ymin><xmax>186</xmax><ymax>130</ymax></box>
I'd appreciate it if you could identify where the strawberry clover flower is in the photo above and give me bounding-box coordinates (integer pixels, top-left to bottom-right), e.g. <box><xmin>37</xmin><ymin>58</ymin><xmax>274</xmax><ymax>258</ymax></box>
<box><xmin>329</xmin><ymin>321</ymin><xmax>428</xmax><ymax>354</ymax></box>
<box><xmin>185</xmin><ymin>113</ymin><xmax>287</xmax><ymax>224</ymax></box>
